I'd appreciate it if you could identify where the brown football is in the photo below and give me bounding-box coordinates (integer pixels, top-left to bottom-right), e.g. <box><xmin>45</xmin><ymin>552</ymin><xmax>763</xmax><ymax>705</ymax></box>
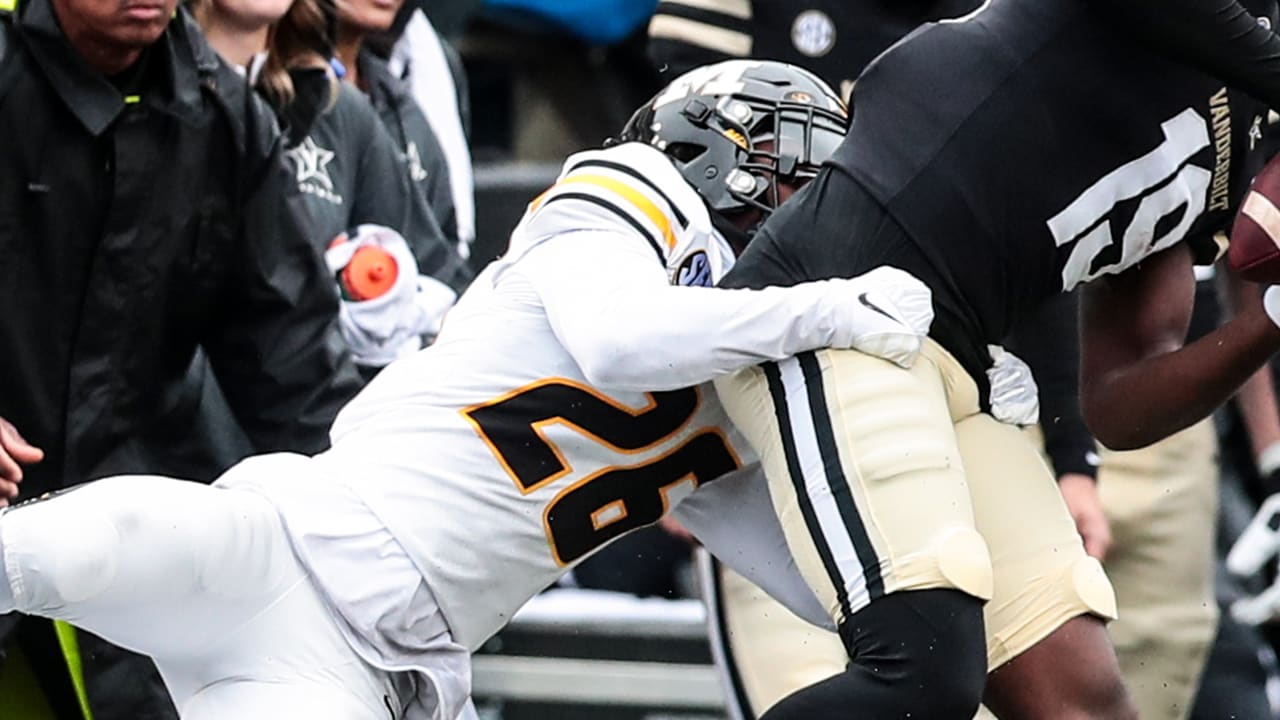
<box><xmin>1231</xmin><ymin>153</ymin><xmax>1280</xmax><ymax>283</ymax></box>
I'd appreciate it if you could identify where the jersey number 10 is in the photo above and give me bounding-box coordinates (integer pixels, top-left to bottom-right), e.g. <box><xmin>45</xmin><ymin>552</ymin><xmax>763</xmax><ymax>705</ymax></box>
<box><xmin>464</xmin><ymin>380</ymin><xmax>740</xmax><ymax>565</ymax></box>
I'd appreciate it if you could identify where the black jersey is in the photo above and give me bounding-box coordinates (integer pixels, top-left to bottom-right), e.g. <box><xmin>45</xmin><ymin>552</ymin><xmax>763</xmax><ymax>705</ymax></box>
<box><xmin>1104</xmin><ymin>0</ymin><xmax>1280</xmax><ymax>110</ymax></box>
<box><xmin>724</xmin><ymin>0</ymin><xmax>1271</xmax><ymax>384</ymax></box>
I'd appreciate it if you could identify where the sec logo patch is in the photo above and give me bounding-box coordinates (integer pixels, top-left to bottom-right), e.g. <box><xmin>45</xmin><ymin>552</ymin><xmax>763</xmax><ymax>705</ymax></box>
<box><xmin>676</xmin><ymin>251</ymin><xmax>712</xmax><ymax>287</ymax></box>
<box><xmin>792</xmin><ymin>10</ymin><xmax>836</xmax><ymax>58</ymax></box>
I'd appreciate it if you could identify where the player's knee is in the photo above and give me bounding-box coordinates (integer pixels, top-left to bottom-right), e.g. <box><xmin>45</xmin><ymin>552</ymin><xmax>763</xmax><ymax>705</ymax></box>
<box><xmin>900</xmin><ymin>589</ymin><xmax>988</xmax><ymax>714</ymax></box>
<box><xmin>1064</xmin><ymin>559</ymin><xmax>1128</xmax><ymax>717</ymax></box>
<box><xmin>1074</xmin><ymin>665</ymin><xmax>1137</xmax><ymax>720</ymax></box>
<box><xmin>3</xmin><ymin>495</ymin><xmax>121</xmax><ymax>610</ymax></box>
<box><xmin>845</xmin><ymin>589</ymin><xmax>988</xmax><ymax>715</ymax></box>
<box><xmin>1070</xmin><ymin>554</ymin><xmax>1118</xmax><ymax>620</ymax></box>
<box><xmin>936</xmin><ymin>526</ymin><xmax>995</xmax><ymax>601</ymax></box>
<box><xmin>768</xmin><ymin>591</ymin><xmax>988</xmax><ymax>719</ymax></box>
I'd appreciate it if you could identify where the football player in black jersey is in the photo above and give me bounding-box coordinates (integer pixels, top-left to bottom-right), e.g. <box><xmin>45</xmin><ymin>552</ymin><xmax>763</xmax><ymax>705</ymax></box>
<box><xmin>651</xmin><ymin>3</ymin><xmax>1238</xmax><ymax>719</ymax></box>
<box><xmin>711</xmin><ymin>0</ymin><xmax>1280</xmax><ymax>718</ymax></box>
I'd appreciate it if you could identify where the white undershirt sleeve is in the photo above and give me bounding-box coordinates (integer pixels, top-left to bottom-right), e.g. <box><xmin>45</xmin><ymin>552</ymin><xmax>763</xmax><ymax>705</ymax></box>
<box><xmin>508</xmin><ymin>230</ymin><xmax>855</xmax><ymax>391</ymax></box>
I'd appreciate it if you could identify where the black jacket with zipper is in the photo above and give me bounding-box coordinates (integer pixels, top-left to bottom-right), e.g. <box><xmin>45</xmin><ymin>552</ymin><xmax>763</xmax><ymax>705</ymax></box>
<box><xmin>0</xmin><ymin>0</ymin><xmax>361</xmax><ymax>496</ymax></box>
<box><xmin>0</xmin><ymin>2</ymin><xmax>362</xmax><ymax>717</ymax></box>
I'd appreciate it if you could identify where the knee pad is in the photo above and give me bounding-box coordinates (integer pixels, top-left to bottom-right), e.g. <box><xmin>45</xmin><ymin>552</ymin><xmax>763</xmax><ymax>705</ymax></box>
<box><xmin>1072</xmin><ymin>555</ymin><xmax>1118</xmax><ymax>621</ymax></box>
<box><xmin>5</xmin><ymin>500</ymin><xmax>120</xmax><ymax>609</ymax></box>
<box><xmin>986</xmin><ymin>554</ymin><xmax>1119</xmax><ymax>672</ymax></box>
<box><xmin>936</xmin><ymin>526</ymin><xmax>994</xmax><ymax>601</ymax></box>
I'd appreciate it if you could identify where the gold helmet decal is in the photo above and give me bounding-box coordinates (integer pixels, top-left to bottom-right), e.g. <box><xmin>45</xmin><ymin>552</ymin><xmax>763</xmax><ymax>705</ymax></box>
<box><xmin>722</xmin><ymin>128</ymin><xmax>748</xmax><ymax>149</ymax></box>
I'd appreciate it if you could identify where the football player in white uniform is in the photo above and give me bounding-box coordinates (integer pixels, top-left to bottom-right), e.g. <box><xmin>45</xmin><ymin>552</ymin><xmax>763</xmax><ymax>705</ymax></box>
<box><xmin>0</xmin><ymin>61</ymin><xmax>935</xmax><ymax>720</ymax></box>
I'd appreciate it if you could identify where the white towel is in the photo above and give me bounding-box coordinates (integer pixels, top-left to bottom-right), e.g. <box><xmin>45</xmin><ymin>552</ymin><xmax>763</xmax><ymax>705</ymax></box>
<box><xmin>326</xmin><ymin>224</ymin><xmax>458</xmax><ymax>367</ymax></box>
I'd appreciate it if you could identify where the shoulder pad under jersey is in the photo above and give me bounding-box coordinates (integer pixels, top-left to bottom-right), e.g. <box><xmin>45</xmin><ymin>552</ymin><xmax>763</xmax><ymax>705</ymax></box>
<box><xmin>516</xmin><ymin>142</ymin><xmax>714</xmax><ymax>267</ymax></box>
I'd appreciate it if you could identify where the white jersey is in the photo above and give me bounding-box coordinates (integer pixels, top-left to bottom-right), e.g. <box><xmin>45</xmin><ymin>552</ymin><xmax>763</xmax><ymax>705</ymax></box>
<box><xmin>239</xmin><ymin>143</ymin><xmax>853</xmax><ymax>699</ymax></box>
<box><xmin>317</xmin><ymin>143</ymin><xmax>761</xmax><ymax>652</ymax></box>
<box><xmin>499</xmin><ymin>142</ymin><xmax>737</xmax><ymax>289</ymax></box>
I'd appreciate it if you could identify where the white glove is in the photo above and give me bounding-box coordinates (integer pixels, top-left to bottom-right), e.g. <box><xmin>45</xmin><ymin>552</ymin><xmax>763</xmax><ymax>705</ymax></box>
<box><xmin>986</xmin><ymin>345</ymin><xmax>1040</xmax><ymax>426</ymax></box>
<box><xmin>1264</xmin><ymin>285</ymin><xmax>1280</xmax><ymax>329</ymax></box>
<box><xmin>325</xmin><ymin>224</ymin><xmax>458</xmax><ymax>368</ymax></box>
<box><xmin>1226</xmin><ymin>493</ymin><xmax>1280</xmax><ymax>625</ymax></box>
<box><xmin>829</xmin><ymin>266</ymin><xmax>934</xmax><ymax>368</ymax></box>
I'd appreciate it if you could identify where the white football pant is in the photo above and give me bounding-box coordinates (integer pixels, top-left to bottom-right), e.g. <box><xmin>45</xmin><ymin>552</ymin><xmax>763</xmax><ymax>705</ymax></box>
<box><xmin>0</xmin><ymin>476</ymin><xmax>409</xmax><ymax>719</ymax></box>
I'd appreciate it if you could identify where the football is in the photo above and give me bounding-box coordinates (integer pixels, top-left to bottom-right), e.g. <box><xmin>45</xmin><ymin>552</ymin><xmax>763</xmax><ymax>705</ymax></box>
<box><xmin>1230</xmin><ymin>153</ymin><xmax>1280</xmax><ymax>283</ymax></box>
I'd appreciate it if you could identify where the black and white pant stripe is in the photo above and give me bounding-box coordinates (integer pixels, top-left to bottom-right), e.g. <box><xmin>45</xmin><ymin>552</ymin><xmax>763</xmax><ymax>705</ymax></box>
<box><xmin>763</xmin><ymin>352</ymin><xmax>885</xmax><ymax>625</ymax></box>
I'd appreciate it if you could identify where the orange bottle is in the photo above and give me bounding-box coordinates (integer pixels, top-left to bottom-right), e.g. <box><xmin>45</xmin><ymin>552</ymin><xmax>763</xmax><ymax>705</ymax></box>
<box><xmin>338</xmin><ymin>246</ymin><xmax>399</xmax><ymax>301</ymax></box>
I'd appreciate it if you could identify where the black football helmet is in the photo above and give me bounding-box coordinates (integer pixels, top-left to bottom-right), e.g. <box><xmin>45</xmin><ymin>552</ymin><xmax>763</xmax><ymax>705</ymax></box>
<box><xmin>615</xmin><ymin>60</ymin><xmax>849</xmax><ymax>227</ymax></box>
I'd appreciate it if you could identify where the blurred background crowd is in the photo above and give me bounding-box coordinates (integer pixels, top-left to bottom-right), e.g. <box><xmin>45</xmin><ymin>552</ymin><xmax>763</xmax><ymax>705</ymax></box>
<box><xmin>5</xmin><ymin>0</ymin><xmax>1280</xmax><ymax>718</ymax></box>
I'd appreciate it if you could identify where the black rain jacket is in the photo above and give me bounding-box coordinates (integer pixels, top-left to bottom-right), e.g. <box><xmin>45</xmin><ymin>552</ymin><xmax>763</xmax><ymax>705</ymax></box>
<box><xmin>0</xmin><ymin>3</ymin><xmax>362</xmax><ymax>716</ymax></box>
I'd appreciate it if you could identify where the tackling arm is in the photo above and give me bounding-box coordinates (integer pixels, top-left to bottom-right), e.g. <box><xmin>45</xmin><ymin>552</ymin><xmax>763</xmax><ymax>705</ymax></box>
<box><xmin>512</xmin><ymin>230</ymin><xmax>932</xmax><ymax>391</ymax></box>
<box><xmin>1080</xmin><ymin>244</ymin><xmax>1280</xmax><ymax>450</ymax></box>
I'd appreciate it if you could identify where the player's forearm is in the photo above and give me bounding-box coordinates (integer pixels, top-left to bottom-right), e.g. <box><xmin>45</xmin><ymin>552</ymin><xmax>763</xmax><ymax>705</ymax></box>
<box><xmin>578</xmin><ymin>282</ymin><xmax>850</xmax><ymax>391</ymax></box>
<box><xmin>525</xmin><ymin>232</ymin><xmax>921</xmax><ymax>392</ymax></box>
<box><xmin>1238</xmin><ymin>363</ymin><xmax>1280</xmax><ymax>459</ymax></box>
<box><xmin>518</xmin><ymin>231</ymin><xmax>819</xmax><ymax>390</ymax></box>
<box><xmin>1083</xmin><ymin>310</ymin><xmax>1280</xmax><ymax>450</ymax></box>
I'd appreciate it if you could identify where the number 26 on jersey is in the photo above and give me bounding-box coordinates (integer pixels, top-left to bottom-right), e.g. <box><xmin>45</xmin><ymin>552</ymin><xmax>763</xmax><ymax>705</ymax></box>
<box><xmin>463</xmin><ymin>379</ymin><xmax>740</xmax><ymax>565</ymax></box>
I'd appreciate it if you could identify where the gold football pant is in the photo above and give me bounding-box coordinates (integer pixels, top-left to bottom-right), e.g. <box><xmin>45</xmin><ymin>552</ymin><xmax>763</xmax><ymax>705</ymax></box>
<box><xmin>1097</xmin><ymin>420</ymin><xmax>1219</xmax><ymax>720</ymax></box>
<box><xmin>703</xmin><ymin>419</ymin><xmax>1219</xmax><ymax>719</ymax></box>
<box><xmin>713</xmin><ymin>342</ymin><xmax>1116</xmax><ymax>673</ymax></box>
<box><xmin>707</xmin><ymin>346</ymin><xmax>1211</xmax><ymax>718</ymax></box>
